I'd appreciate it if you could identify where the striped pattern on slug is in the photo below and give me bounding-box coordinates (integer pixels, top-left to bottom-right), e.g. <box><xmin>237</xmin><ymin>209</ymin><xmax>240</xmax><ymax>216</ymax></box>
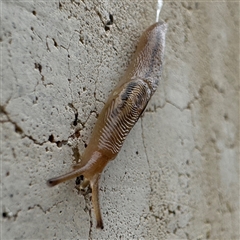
<box><xmin>47</xmin><ymin>21</ymin><xmax>167</xmax><ymax>229</ymax></box>
<box><xmin>98</xmin><ymin>79</ymin><xmax>151</xmax><ymax>154</ymax></box>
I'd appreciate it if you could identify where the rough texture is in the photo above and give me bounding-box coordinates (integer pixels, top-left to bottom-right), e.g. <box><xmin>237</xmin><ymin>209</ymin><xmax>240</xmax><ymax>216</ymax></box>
<box><xmin>1</xmin><ymin>1</ymin><xmax>239</xmax><ymax>239</ymax></box>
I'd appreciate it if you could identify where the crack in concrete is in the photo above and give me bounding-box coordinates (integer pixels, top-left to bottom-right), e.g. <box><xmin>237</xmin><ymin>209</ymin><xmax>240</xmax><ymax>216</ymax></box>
<box><xmin>75</xmin><ymin>186</ymin><xmax>93</xmax><ymax>239</ymax></box>
<box><xmin>144</xmin><ymin>100</ymin><xmax>166</xmax><ymax>113</ymax></box>
<box><xmin>140</xmin><ymin>118</ymin><xmax>151</xmax><ymax>184</ymax></box>
<box><xmin>1</xmin><ymin>105</ymin><xmax>81</xmax><ymax>148</ymax></box>
<box><xmin>1</xmin><ymin>106</ymin><xmax>48</xmax><ymax>145</ymax></box>
<box><xmin>88</xmin><ymin>203</ymin><xmax>93</xmax><ymax>240</ymax></box>
<box><xmin>3</xmin><ymin>43</ymin><xmax>18</xmax><ymax>106</ymax></box>
<box><xmin>145</xmin><ymin>82</ymin><xmax>221</xmax><ymax>114</ymax></box>
<box><xmin>2</xmin><ymin>200</ymin><xmax>64</xmax><ymax>222</ymax></box>
<box><xmin>27</xmin><ymin>201</ymin><xmax>64</xmax><ymax>214</ymax></box>
<box><xmin>139</xmin><ymin>117</ymin><xmax>156</xmax><ymax>226</ymax></box>
<box><xmin>93</xmin><ymin>55</ymin><xmax>107</xmax><ymax>105</ymax></box>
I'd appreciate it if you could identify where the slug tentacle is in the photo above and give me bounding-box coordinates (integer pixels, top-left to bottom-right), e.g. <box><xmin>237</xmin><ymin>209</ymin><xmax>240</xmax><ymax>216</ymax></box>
<box><xmin>47</xmin><ymin>166</ymin><xmax>87</xmax><ymax>187</ymax></box>
<box><xmin>90</xmin><ymin>174</ymin><xmax>103</xmax><ymax>229</ymax></box>
<box><xmin>47</xmin><ymin>21</ymin><xmax>167</xmax><ymax>229</ymax></box>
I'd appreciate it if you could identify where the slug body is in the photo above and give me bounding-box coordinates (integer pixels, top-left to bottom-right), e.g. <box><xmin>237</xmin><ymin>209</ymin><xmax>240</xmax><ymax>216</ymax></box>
<box><xmin>47</xmin><ymin>21</ymin><xmax>167</xmax><ymax>229</ymax></box>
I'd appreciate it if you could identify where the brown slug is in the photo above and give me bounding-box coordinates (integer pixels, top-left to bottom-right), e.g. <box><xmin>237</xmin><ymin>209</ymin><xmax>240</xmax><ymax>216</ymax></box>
<box><xmin>47</xmin><ymin>20</ymin><xmax>167</xmax><ymax>229</ymax></box>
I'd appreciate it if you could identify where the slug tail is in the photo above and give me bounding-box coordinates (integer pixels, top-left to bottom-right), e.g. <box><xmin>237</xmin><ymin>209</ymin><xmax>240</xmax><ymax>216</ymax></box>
<box><xmin>47</xmin><ymin>167</ymin><xmax>87</xmax><ymax>187</ymax></box>
<box><xmin>90</xmin><ymin>174</ymin><xmax>104</xmax><ymax>229</ymax></box>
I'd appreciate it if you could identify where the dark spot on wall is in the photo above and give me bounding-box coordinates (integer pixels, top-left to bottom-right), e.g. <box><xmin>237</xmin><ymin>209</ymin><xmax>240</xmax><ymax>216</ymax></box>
<box><xmin>59</xmin><ymin>2</ymin><xmax>62</xmax><ymax>9</ymax></box>
<box><xmin>75</xmin><ymin>175</ymin><xmax>84</xmax><ymax>185</ymax></box>
<box><xmin>52</xmin><ymin>38</ymin><xmax>58</xmax><ymax>47</ymax></box>
<box><xmin>15</xmin><ymin>125</ymin><xmax>23</xmax><ymax>134</ymax></box>
<box><xmin>34</xmin><ymin>63</ymin><xmax>42</xmax><ymax>73</ymax></box>
<box><xmin>109</xmin><ymin>14</ymin><xmax>113</xmax><ymax>24</ymax></box>
<box><xmin>32</xmin><ymin>10</ymin><xmax>36</xmax><ymax>16</ymax></box>
<box><xmin>104</xmin><ymin>13</ymin><xmax>114</xmax><ymax>31</ymax></box>
<box><xmin>74</xmin><ymin>130</ymin><xmax>80</xmax><ymax>138</ymax></box>
<box><xmin>48</xmin><ymin>134</ymin><xmax>54</xmax><ymax>142</ymax></box>
<box><xmin>106</xmin><ymin>13</ymin><xmax>114</xmax><ymax>26</ymax></box>
<box><xmin>104</xmin><ymin>25</ymin><xmax>110</xmax><ymax>31</ymax></box>
<box><xmin>2</xmin><ymin>212</ymin><xmax>7</xmax><ymax>218</ymax></box>
<box><xmin>224</xmin><ymin>113</ymin><xmax>228</xmax><ymax>120</ymax></box>
<box><xmin>168</xmin><ymin>209</ymin><xmax>176</xmax><ymax>215</ymax></box>
<box><xmin>73</xmin><ymin>112</ymin><xmax>78</xmax><ymax>126</ymax></box>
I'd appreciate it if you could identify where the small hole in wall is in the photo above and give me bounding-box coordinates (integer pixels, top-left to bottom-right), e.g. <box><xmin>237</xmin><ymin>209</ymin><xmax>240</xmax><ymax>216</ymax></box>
<box><xmin>15</xmin><ymin>125</ymin><xmax>23</xmax><ymax>134</ymax></box>
<box><xmin>75</xmin><ymin>177</ymin><xmax>81</xmax><ymax>185</ymax></box>
<box><xmin>56</xmin><ymin>141</ymin><xmax>62</xmax><ymax>147</ymax></box>
<box><xmin>6</xmin><ymin>171</ymin><xmax>10</xmax><ymax>176</ymax></box>
<box><xmin>32</xmin><ymin>10</ymin><xmax>36</xmax><ymax>16</ymax></box>
<box><xmin>136</xmin><ymin>151</ymin><xmax>138</xmax><ymax>155</ymax></box>
<box><xmin>168</xmin><ymin>209</ymin><xmax>176</xmax><ymax>215</ymax></box>
<box><xmin>79</xmin><ymin>35</ymin><xmax>84</xmax><ymax>44</ymax></box>
<box><xmin>48</xmin><ymin>134</ymin><xmax>54</xmax><ymax>142</ymax></box>
<box><xmin>73</xmin><ymin>112</ymin><xmax>78</xmax><ymax>126</ymax></box>
<box><xmin>104</xmin><ymin>25</ymin><xmax>110</xmax><ymax>31</ymax></box>
<box><xmin>224</xmin><ymin>113</ymin><xmax>228</xmax><ymax>120</ymax></box>
<box><xmin>35</xmin><ymin>63</ymin><xmax>42</xmax><ymax>73</ymax></box>
<box><xmin>109</xmin><ymin>14</ymin><xmax>113</xmax><ymax>24</ymax></box>
<box><xmin>52</xmin><ymin>38</ymin><xmax>58</xmax><ymax>47</ymax></box>
<box><xmin>2</xmin><ymin>212</ymin><xmax>7</xmax><ymax>218</ymax></box>
<box><xmin>75</xmin><ymin>175</ymin><xmax>84</xmax><ymax>185</ymax></box>
<box><xmin>105</xmin><ymin>13</ymin><xmax>114</xmax><ymax>31</ymax></box>
<box><xmin>74</xmin><ymin>130</ymin><xmax>80</xmax><ymax>138</ymax></box>
<box><xmin>84</xmin><ymin>143</ymin><xmax>88</xmax><ymax>148</ymax></box>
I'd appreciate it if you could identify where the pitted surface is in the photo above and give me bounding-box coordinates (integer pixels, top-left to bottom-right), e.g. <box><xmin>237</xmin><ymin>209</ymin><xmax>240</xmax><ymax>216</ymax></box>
<box><xmin>1</xmin><ymin>1</ymin><xmax>239</xmax><ymax>239</ymax></box>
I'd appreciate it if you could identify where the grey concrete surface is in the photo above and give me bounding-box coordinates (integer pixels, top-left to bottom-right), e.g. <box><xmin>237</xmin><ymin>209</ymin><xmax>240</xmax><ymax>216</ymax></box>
<box><xmin>1</xmin><ymin>1</ymin><xmax>239</xmax><ymax>239</ymax></box>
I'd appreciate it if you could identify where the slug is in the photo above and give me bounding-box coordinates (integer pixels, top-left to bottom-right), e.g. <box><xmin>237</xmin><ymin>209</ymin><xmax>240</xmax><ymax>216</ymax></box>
<box><xmin>47</xmin><ymin>20</ymin><xmax>167</xmax><ymax>229</ymax></box>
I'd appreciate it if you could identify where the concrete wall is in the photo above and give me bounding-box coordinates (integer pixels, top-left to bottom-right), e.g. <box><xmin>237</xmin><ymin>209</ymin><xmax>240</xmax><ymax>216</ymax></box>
<box><xmin>1</xmin><ymin>1</ymin><xmax>239</xmax><ymax>239</ymax></box>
